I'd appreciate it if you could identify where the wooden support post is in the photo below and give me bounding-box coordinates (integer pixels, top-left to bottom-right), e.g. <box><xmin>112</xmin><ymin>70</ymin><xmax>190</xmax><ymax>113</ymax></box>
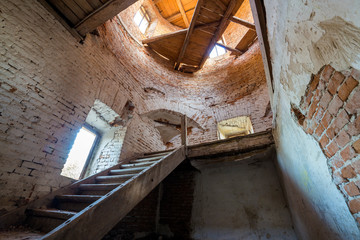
<box><xmin>181</xmin><ymin>115</ymin><xmax>188</xmax><ymax>154</ymax></box>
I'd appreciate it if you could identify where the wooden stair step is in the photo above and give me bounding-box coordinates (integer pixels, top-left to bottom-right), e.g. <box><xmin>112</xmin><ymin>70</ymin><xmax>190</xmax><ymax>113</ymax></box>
<box><xmin>143</xmin><ymin>149</ymin><xmax>173</xmax><ymax>156</ymax></box>
<box><xmin>130</xmin><ymin>156</ymin><xmax>163</xmax><ymax>163</ymax></box>
<box><xmin>27</xmin><ymin>209</ymin><xmax>77</xmax><ymax>220</ymax></box>
<box><xmin>95</xmin><ymin>175</ymin><xmax>134</xmax><ymax>183</ymax></box>
<box><xmin>78</xmin><ymin>183</ymin><xmax>121</xmax><ymax>191</ymax></box>
<box><xmin>110</xmin><ymin>168</ymin><xmax>145</xmax><ymax>175</ymax></box>
<box><xmin>121</xmin><ymin>161</ymin><xmax>156</xmax><ymax>168</ymax></box>
<box><xmin>115</xmin><ymin>166</ymin><xmax>147</xmax><ymax>174</ymax></box>
<box><xmin>55</xmin><ymin>195</ymin><xmax>102</xmax><ymax>203</ymax></box>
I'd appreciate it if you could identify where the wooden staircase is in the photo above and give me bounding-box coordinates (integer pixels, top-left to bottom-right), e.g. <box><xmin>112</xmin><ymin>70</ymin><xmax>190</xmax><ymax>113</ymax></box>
<box><xmin>0</xmin><ymin>147</ymin><xmax>186</xmax><ymax>240</ymax></box>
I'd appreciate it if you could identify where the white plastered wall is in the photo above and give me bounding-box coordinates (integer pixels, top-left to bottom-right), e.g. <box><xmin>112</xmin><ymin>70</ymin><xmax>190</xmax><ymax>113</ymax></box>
<box><xmin>264</xmin><ymin>0</ymin><xmax>360</xmax><ymax>239</ymax></box>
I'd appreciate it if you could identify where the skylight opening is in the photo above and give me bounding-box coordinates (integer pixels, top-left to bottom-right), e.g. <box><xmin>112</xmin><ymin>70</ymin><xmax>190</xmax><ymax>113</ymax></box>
<box><xmin>210</xmin><ymin>38</ymin><xmax>227</xmax><ymax>58</ymax></box>
<box><xmin>61</xmin><ymin>126</ymin><xmax>98</xmax><ymax>179</ymax></box>
<box><xmin>134</xmin><ymin>6</ymin><xmax>150</xmax><ymax>34</ymax></box>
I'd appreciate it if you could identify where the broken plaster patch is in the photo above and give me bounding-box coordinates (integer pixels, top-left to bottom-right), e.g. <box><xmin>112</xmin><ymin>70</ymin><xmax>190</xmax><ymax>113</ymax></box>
<box><xmin>281</xmin><ymin>16</ymin><xmax>360</xmax><ymax>104</ymax></box>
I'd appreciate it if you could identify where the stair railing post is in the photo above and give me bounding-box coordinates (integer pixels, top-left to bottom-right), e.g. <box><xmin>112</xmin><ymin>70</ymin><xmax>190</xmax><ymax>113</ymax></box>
<box><xmin>181</xmin><ymin>115</ymin><xmax>188</xmax><ymax>155</ymax></box>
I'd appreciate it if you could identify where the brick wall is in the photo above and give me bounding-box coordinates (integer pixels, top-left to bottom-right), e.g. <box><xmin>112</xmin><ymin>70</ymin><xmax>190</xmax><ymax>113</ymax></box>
<box><xmin>292</xmin><ymin>65</ymin><xmax>360</xmax><ymax>225</ymax></box>
<box><xmin>0</xmin><ymin>0</ymin><xmax>164</xmax><ymax>214</ymax></box>
<box><xmin>0</xmin><ymin>0</ymin><xmax>271</xmax><ymax>215</ymax></box>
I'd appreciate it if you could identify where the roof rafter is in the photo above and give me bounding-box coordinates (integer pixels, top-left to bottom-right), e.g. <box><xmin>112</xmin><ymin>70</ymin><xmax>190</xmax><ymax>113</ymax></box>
<box><xmin>198</xmin><ymin>0</ymin><xmax>240</xmax><ymax>69</ymax></box>
<box><xmin>175</xmin><ymin>0</ymin><xmax>190</xmax><ymax>27</ymax></box>
<box><xmin>175</xmin><ymin>0</ymin><xmax>204</xmax><ymax>70</ymax></box>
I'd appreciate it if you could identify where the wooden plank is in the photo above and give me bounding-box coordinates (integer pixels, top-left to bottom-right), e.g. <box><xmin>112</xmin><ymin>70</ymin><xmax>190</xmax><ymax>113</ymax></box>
<box><xmin>41</xmin><ymin>147</ymin><xmax>186</xmax><ymax>240</ymax></box>
<box><xmin>62</xmin><ymin>0</ymin><xmax>87</xmax><ymax>20</ymax></box>
<box><xmin>74</xmin><ymin>0</ymin><xmax>140</xmax><ymax>36</ymax></box>
<box><xmin>175</xmin><ymin>0</ymin><xmax>190</xmax><ymax>27</ymax></box>
<box><xmin>229</xmin><ymin>16</ymin><xmax>256</xmax><ymax>30</ymax></box>
<box><xmin>216</xmin><ymin>42</ymin><xmax>242</xmax><ymax>55</ymax></box>
<box><xmin>198</xmin><ymin>0</ymin><xmax>240</xmax><ymax>68</ymax></box>
<box><xmin>175</xmin><ymin>0</ymin><xmax>204</xmax><ymax>69</ymax></box>
<box><xmin>86</xmin><ymin>0</ymin><xmax>103</xmax><ymax>9</ymax></box>
<box><xmin>37</xmin><ymin>0</ymin><xmax>83</xmax><ymax>41</ymax></box>
<box><xmin>235</xmin><ymin>29</ymin><xmax>257</xmax><ymax>52</ymax></box>
<box><xmin>188</xmin><ymin>130</ymin><xmax>274</xmax><ymax>158</ymax></box>
<box><xmin>73</xmin><ymin>0</ymin><xmax>95</xmax><ymax>14</ymax></box>
<box><xmin>47</xmin><ymin>0</ymin><xmax>81</xmax><ymax>25</ymax></box>
<box><xmin>249</xmin><ymin>0</ymin><xmax>274</xmax><ymax>94</ymax></box>
<box><xmin>166</xmin><ymin>7</ymin><xmax>195</xmax><ymax>22</ymax></box>
<box><xmin>142</xmin><ymin>21</ymin><xmax>219</xmax><ymax>44</ymax></box>
<box><xmin>181</xmin><ymin>115</ymin><xmax>187</xmax><ymax>147</ymax></box>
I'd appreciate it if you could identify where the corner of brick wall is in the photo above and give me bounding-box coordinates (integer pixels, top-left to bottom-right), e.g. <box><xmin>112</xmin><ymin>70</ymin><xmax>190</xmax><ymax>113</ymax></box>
<box><xmin>291</xmin><ymin>65</ymin><xmax>360</xmax><ymax>225</ymax></box>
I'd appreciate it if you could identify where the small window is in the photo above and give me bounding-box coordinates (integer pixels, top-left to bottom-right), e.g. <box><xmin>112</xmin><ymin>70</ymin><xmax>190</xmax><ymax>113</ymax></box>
<box><xmin>217</xmin><ymin>116</ymin><xmax>254</xmax><ymax>140</ymax></box>
<box><xmin>210</xmin><ymin>38</ymin><xmax>227</xmax><ymax>58</ymax></box>
<box><xmin>61</xmin><ymin>126</ymin><xmax>98</xmax><ymax>179</ymax></box>
<box><xmin>134</xmin><ymin>6</ymin><xmax>150</xmax><ymax>34</ymax></box>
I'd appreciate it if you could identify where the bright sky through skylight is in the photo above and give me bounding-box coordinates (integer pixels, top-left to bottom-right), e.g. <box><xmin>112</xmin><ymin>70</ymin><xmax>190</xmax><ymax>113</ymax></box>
<box><xmin>61</xmin><ymin>127</ymin><xmax>97</xmax><ymax>179</ymax></box>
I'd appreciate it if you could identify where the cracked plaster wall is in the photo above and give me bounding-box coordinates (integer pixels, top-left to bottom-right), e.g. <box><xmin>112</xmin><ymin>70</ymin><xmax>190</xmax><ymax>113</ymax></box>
<box><xmin>264</xmin><ymin>0</ymin><xmax>360</xmax><ymax>239</ymax></box>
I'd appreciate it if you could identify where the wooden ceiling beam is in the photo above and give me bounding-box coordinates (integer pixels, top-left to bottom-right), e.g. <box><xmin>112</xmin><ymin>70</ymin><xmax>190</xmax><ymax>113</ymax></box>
<box><xmin>142</xmin><ymin>21</ymin><xmax>219</xmax><ymax>45</ymax></box>
<box><xmin>166</xmin><ymin>7</ymin><xmax>195</xmax><ymax>22</ymax></box>
<box><xmin>153</xmin><ymin>0</ymin><xmax>163</xmax><ymax>4</ymax></box>
<box><xmin>175</xmin><ymin>0</ymin><xmax>190</xmax><ymax>27</ymax></box>
<box><xmin>175</xmin><ymin>0</ymin><xmax>204</xmax><ymax>70</ymax></box>
<box><xmin>229</xmin><ymin>16</ymin><xmax>256</xmax><ymax>30</ymax></box>
<box><xmin>216</xmin><ymin>42</ymin><xmax>243</xmax><ymax>56</ymax></box>
<box><xmin>74</xmin><ymin>0</ymin><xmax>139</xmax><ymax>36</ymax></box>
<box><xmin>198</xmin><ymin>0</ymin><xmax>240</xmax><ymax>68</ymax></box>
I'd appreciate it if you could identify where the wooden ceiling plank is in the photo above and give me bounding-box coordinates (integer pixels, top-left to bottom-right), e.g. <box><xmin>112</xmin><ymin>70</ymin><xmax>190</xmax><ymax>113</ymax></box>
<box><xmin>216</xmin><ymin>42</ymin><xmax>243</xmax><ymax>55</ymax></box>
<box><xmin>48</xmin><ymin>0</ymin><xmax>81</xmax><ymax>25</ymax></box>
<box><xmin>153</xmin><ymin>0</ymin><xmax>163</xmax><ymax>4</ymax></box>
<box><xmin>198</xmin><ymin>0</ymin><xmax>240</xmax><ymax>68</ymax></box>
<box><xmin>166</xmin><ymin>7</ymin><xmax>195</xmax><ymax>22</ymax></box>
<box><xmin>175</xmin><ymin>0</ymin><xmax>204</xmax><ymax>69</ymax></box>
<box><xmin>235</xmin><ymin>29</ymin><xmax>257</xmax><ymax>51</ymax></box>
<box><xmin>73</xmin><ymin>0</ymin><xmax>94</xmax><ymax>14</ymax></box>
<box><xmin>249</xmin><ymin>0</ymin><xmax>274</xmax><ymax>92</ymax></box>
<box><xmin>74</xmin><ymin>0</ymin><xmax>139</xmax><ymax>36</ymax></box>
<box><xmin>214</xmin><ymin>0</ymin><xmax>227</xmax><ymax>11</ymax></box>
<box><xmin>229</xmin><ymin>16</ymin><xmax>256</xmax><ymax>30</ymax></box>
<box><xmin>85</xmin><ymin>0</ymin><xmax>103</xmax><ymax>9</ymax></box>
<box><xmin>175</xmin><ymin>0</ymin><xmax>190</xmax><ymax>27</ymax></box>
<box><xmin>142</xmin><ymin>21</ymin><xmax>219</xmax><ymax>45</ymax></box>
<box><xmin>38</xmin><ymin>0</ymin><xmax>83</xmax><ymax>40</ymax></box>
<box><xmin>62</xmin><ymin>0</ymin><xmax>87</xmax><ymax>19</ymax></box>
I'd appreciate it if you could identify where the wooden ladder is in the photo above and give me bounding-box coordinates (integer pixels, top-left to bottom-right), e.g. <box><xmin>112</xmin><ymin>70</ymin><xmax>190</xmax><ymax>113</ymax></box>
<box><xmin>0</xmin><ymin>147</ymin><xmax>186</xmax><ymax>240</ymax></box>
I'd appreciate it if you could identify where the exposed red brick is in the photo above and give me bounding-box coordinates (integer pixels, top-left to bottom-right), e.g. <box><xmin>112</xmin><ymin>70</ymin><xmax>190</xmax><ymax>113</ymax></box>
<box><xmin>348</xmin><ymin>116</ymin><xmax>360</xmax><ymax>136</ymax></box>
<box><xmin>333</xmin><ymin>170</ymin><xmax>346</xmax><ymax>185</ymax></box>
<box><xmin>328</xmin><ymin>72</ymin><xmax>345</xmax><ymax>95</ymax></box>
<box><xmin>321</xmin><ymin>65</ymin><xmax>335</xmax><ymax>81</ymax></box>
<box><xmin>332</xmin><ymin>154</ymin><xmax>344</xmax><ymax>168</ymax></box>
<box><xmin>338</xmin><ymin>76</ymin><xmax>359</xmax><ymax>101</ymax></box>
<box><xmin>351</xmin><ymin>68</ymin><xmax>360</xmax><ymax>81</ymax></box>
<box><xmin>318</xmin><ymin>91</ymin><xmax>332</xmax><ymax>109</ymax></box>
<box><xmin>353</xmin><ymin>139</ymin><xmax>360</xmax><ymax>154</ymax></box>
<box><xmin>308</xmin><ymin>99</ymin><xmax>319</xmax><ymax>118</ymax></box>
<box><xmin>314</xmin><ymin>124</ymin><xmax>325</xmax><ymax>139</ymax></box>
<box><xmin>352</xmin><ymin>159</ymin><xmax>360</xmax><ymax>174</ymax></box>
<box><xmin>319</xmin><ymin>134</ymin><xmax>330</xmax><ymax>149</ymax></box>
<box><xmin>345</xmin><ymin>90</ymin><xmax>360</xmax><ymax>115</ymax></box>
<box><xmin>341</xmin><ymin>146</ymin><xmax>357</xmax><ymax>162</ymax></box>
<box><xmin>335</xmin><ymin>129</ymin><xmax>351</xmax><ymax>148</ymax></box>
<box><xmin>349</xmin><ymin>198</ymin><xmax>360</xmax><ymax>214</ymax></box>
<box><xmin>320</xmin><ymin>111</ymin><xmax>332</xmax><ymax>129</ymax></box>
<box><xmin>313</xmin><ymin>107</ymin><xmax>325</xmax><ymax>123</ymax></box>
<box><xmin>326</xmin><ymin>126</ymin><xmax>336</xmax><ymax>140</ymax></box>
<box><xmin>326</xmin><ymin>141</ymin><xmax>339</xmax><ymax>158</ymax></box>
<box><xmin>308</xmin><ymin>74</ymin><xmax>320</xmax><ymax>93</ymax></box>
<box><xmin>341</xmin><ymin>165</ymin><xmax>356</xmax><ymax>179</ymax></box>
<box><xmin>327</xmin><ymin>95</ymin><xmax>343</xmax><ymax>116</ymax></box>
<box><xmin>344</xmin><ymin>182</ymin><xmax>360</xmax><ymax>197</ymax></box>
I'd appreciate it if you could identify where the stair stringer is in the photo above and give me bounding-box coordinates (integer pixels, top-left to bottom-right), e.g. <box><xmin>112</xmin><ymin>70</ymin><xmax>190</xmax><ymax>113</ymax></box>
<box><xmin>42</xmin><ymin>146</ymin><xmax>186</xmax><ymax>240</ymax></box>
